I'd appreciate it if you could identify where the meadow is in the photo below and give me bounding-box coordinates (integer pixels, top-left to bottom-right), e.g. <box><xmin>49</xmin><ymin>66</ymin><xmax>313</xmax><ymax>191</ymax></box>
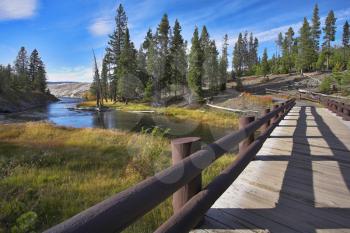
<box><xmin>0</xmin><ymin>122</ymin><xmax>235</xmax><ymax>233</ymax></box>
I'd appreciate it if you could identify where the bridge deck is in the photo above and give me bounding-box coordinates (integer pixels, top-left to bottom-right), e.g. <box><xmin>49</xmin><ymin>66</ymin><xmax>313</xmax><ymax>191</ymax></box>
<box><xmin>193</xmin><ymin>106</ymin><xmax>350</xmax><ymax>233</ymax></box>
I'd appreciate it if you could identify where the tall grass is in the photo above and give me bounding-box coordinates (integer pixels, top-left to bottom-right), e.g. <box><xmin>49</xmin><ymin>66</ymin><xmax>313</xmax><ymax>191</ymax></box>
<box><xmin>0</xmin><ymin>122</ymin><xmax>235</xmax><ymax>232</ymax></box>
<box><xmin>78</xmin><ymin>101</ymin><xmax>239</xmax><ymax>128</ymax></box>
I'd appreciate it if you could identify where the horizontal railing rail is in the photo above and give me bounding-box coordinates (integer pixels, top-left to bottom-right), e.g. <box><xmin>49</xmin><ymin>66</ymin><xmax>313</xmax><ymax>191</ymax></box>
<box><xmin>298</xmin><ymin>90</ymin><xmax>350</xmax><ymax>121</ymax></box>
<box><xmin>45</xmin><ymin>99</ymin><xmax>296</xmax><ymax>233</ymax></box>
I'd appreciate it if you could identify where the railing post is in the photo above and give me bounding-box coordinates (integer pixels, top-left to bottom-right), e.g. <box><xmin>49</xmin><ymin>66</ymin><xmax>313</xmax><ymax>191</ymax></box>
<box><xmin>272</xmin><ymin>104</ymin><xmax>279</xmax><ymax>123</ymax></box>
<box><xmin>336</xmin><ymin>103</ymin><xmax>344</xmax><ymax>117</ymax></box>
<box><xmin>171</xmin><ymin>137</ymin><xmax>201</xmax><ymax>214</ymax></box>
<box><xmin>343</xmin><ymin>105</ymin><xmax>350</xmax><ymax>121</ymax></box>
<box><xmin>239</xmin><ymin>116</ymin><xmax>255</xmax><ymax>155</ymax></box>
<box><xmin>260</xmin><ymin>108</ymin><xmax>271</xmax><ymax>132</ymax></box>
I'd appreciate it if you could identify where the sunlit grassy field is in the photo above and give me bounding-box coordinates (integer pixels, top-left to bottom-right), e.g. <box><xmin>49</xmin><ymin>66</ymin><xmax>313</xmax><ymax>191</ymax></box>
<box><xmin>78</xmin><ymin>101</ymin><xmax>239</xmax><ymax>128</ymax></box>
<box><xmin>0</xmin><ymin>122</ymin><xmax>235</xmax><ymax>232</ymax></box>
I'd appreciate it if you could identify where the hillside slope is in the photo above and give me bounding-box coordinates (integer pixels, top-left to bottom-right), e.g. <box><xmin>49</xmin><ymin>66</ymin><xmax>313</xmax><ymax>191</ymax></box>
<box><xmin>0</xmin><ymin>89</ymin><xmax>58</xmax><ymax>113</ymax></box>
<box><xmin>48</xmin><ymin>82</ymin><xmax>90</xmax><ymax>98</ymax></box>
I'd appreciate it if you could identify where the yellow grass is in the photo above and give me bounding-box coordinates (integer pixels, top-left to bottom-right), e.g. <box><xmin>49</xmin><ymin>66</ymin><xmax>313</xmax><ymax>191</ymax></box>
<box><xmin>0</xmin><ymin>122</ymin><xmax>235</xmax><ymax>232</ymax></box>
<box><xmin>78</xmin><ymin>100</ymin><xmax>239</xmax><ymax>129</ymax></box>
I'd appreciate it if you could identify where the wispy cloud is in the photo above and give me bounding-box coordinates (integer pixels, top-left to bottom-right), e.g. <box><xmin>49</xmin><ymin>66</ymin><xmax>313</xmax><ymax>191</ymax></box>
<box><xmin>0</xmin><ymin>0</ymin><xmax>37</xmax><ymax>20</ymax></box>
<box><xmin>89</xmin><ymin>18</ymin><xmax>113</xmax><ymax>36</ymax></box>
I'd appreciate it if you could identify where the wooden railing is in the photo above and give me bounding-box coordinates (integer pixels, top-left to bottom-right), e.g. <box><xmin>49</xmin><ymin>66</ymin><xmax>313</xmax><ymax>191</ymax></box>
<box><xmin>45</xmin><ymin>99</ymin><xmax>296</xmax><ymax>233</ymax></box>
<box><xmin>299</xmin><ymin>90</ymin><xmax>350</xmax><ymax>121</ymax></box>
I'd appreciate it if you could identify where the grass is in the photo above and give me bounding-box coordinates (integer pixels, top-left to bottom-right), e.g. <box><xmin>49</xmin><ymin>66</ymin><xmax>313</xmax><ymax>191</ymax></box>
<box><xmin>0</xmin><ymin>122</ymin><xmax>235</xmax><ymax>233</ymax></box>
<box><xmin>78</xmin><ymin>101</ymin><xmax>239</xmax><ymax>129</ymax></box>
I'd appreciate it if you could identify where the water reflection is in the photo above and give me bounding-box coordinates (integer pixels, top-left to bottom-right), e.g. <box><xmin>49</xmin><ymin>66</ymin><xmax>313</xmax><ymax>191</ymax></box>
<box><xmin>0</xmin><ymin>98</ymin><xmax>236</xmax><ymax>143</ymax></box>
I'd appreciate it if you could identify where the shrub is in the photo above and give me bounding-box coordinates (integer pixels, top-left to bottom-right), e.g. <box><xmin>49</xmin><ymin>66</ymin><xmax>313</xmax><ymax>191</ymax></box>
<box><xmin>319</xmin><ymin>76</ymin><xmax>333</xmax><ymax>94</ymax></box>
<box><xmin>11</xmin><ymin>211</ymin><xmax>37</xmax><ymax>233</ymax></box>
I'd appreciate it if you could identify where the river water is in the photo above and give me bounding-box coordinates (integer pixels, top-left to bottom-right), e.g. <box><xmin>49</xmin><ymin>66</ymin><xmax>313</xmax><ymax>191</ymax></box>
<box><xmin>0</xmin><ymin>98</ymin><xmax>236</xmax><ymax>143</ymax></box>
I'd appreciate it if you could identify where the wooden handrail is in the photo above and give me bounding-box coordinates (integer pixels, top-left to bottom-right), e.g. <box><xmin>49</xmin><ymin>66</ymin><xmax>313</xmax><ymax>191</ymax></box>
<box><xmin>298</xmin><ymin>90</ymin><xmax>350</xmax><ymax>121</ymax></box>
<box><xmin>45</xmin><ymin>99</ymin><xmax>296</xmax><ymax>233</ymax></box>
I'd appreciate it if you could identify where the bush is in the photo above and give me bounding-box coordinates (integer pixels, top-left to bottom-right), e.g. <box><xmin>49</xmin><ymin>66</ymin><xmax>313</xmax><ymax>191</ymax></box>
<box><xmin>11</xmin><ymin>211</ymin><xmax>37</xmax><ymax>233</ymax></box>
<box><xmin>319</xmin><ymin>76</ymin><xmax>333</xmax><ymax>94</ymax></box>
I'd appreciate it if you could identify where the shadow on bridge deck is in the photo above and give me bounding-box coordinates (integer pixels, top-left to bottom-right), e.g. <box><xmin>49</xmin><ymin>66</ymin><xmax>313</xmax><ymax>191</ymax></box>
<box><xmin>193</xmin><ymin>106</ymin><xmax>350</xmax><ymax>233</ymax></box>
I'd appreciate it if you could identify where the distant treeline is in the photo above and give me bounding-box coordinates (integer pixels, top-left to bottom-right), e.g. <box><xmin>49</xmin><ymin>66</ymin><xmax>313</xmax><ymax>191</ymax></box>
<box><xmin>0</xmin><ymin>47</ymin><xmax>48</xmax><ymax>94</ymax></box>
<box><xmin>266</xmin><ymin>5</ymin><xmax>350</xmax><ymax>76</ymax></box>
<box><xmin>90</xmin><ymin>4</ymin><xmax>349</xmax><ymax>105</ymax></box>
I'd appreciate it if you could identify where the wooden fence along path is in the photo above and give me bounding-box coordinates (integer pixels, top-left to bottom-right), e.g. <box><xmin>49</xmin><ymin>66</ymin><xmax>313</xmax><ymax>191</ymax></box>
<box><xmin>45</xmin><ymin>96</ymin><xmax>350</xmax><ymax>233</ymax></box>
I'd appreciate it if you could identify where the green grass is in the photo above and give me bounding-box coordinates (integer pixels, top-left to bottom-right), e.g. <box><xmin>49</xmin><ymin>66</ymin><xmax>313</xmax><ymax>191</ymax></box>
<box><xmin>0</xmin><ymin>122</ymin><xmax>235</xmax><ymax>233</ymax></box>
<box><xmin>78</xmin><ymin>101</ymin><xmax>239</xmax><ymax>129</ymax></box>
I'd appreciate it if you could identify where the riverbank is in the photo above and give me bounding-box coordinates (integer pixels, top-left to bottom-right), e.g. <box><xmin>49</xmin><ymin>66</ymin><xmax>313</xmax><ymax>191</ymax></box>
<box><xmin>78</xmin><ymin>101</ymin><xmax>240</xmax><ymax>128</ymax></box>
<box><xmin>0</xmin><ymin>89</ymin><xmax>58</xmax><ymax>113</ymax></box>
<box><xmin>0</xmin><ymin>122</ymin><xmax>235</xmax><ymax>232</ymax></box>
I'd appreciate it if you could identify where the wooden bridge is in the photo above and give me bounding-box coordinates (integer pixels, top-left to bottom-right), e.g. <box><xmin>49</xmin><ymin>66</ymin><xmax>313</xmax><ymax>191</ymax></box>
<box><xmin>193</xmin><ymin>105</ymin><xmax>350</xmax><ymax>233</ymax></box>
<box><xmin>45</xmin><ymin>96</ymin><xmax>350</xmax><ymax>233</ymax></box>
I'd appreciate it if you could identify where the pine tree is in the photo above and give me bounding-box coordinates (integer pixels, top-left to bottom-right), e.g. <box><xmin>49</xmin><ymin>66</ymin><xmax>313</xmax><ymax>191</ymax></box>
<box><xmin>156</xmin><ymin>14</ymin><xmax>171</xmax><ymax>99</ymax></box>
<box><xmin>343</xmin><ymin>21</ymin><xmax>349</xmax><ymax>48</ymax></box>
<box><xmin>107</xmin><ymin>4</ymin><xmax>128</xmax><ymax>101</ymax></box>
<box><xmin>297</xmin><ymin>18</ymin><xmax>316</xmax><ymax>74</ymax></box>
<box><xmin>200</xmin><ymin>26</ymin><xmax>210</xmax><ymax>88</ymax></box>
<box><xmin>281</xmin><ymin>27</ymin><xmax>296</xmax><ymax>72</ymax></box>
<box><xmin>276</xmin><ymin>32</ymin><xmax>284</xmax><ymax>55</ymax></box>
<box><xmin>117</xmin><ymin>28</ymin><xmax>137</xmax><ymax>101</ymax></box>
<box><xmin>100</xmin><ymin>54</ymin><xmax>109</xmax><ymax>102</ymax></box>
<box><xmin>188</xmin><ymin>27</ymin><xmax>203</xmax><ymax>101</ymax></box>
<box><xmin>207</xmin><ymin>40</ymin><xmax>219</xmax><ymax>96</ymax></box>
<box><xmin>219</xmin><ymin>34</ymin><xmax>229</xmax><ymax>91</ymax></box>
<box><xmin>170</xmin><ymin>19</ymin><xmax>187</xmax><ymax>96</ymax></box>
<box><xmin>261</xmin><ymin>48</ymin><xmax>270</xmax><ymax>77</ymax></box>
<box><xmin>14</xmin><ymin>47</ymin><xmax>29</xmax><ymax>88</ymax></box>
<box><xmin>242</xmin><ymin>32</ymin><xmax>249</xmax><ymax>71</ymax></box>
<box><xmin>323</xmin><ymin>10</ymin><xmax>337</xmax><ymax>70</ymax></box>
<box><xmin>29</xmin><ymin>49</ymin><xmax>47</xmax><ymax>92</ymax></box>
<box><xmin>92</xmin><ymin>51</ymin><xmax>102</xmax><ymax>108</ymax></box>
<box><xmin>311</xmin><ymin>4</ymin><xmax>321</xmax><ymax>51</ymax></box>
<box><xmin>233</xmin><ymin>33</ymin><xmax>244</xmax><ymax>76</ymax></box>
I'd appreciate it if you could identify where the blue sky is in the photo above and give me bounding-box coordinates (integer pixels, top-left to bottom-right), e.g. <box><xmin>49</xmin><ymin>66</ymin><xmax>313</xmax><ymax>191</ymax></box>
<box><xmin>0</xmin><ymin>0</ymin><xmax>349</xmax><ymax>82</ymax></box>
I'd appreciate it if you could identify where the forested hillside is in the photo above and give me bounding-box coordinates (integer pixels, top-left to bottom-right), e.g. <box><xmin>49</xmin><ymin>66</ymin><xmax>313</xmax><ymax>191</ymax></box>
<box><xmin>0</xmin><ymin>47</ymin><xmax>57</xmax><ymax>113</ymax></box>
<box><xmin>89</xmin><ymin>4</ymin><xmax>350</xmax><ymax>106</ymax></box>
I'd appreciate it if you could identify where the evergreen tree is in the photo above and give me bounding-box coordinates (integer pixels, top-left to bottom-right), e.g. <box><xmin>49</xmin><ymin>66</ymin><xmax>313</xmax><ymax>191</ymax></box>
<box><xmin>170</xmin><ymin>19</ymin><xmax>187</xmax><ymax>96</ymax></box>
<box><xmin>188</xmin><ymin>27</ymin><xmax>203</xmax><ymax>101</ymax></box>
<box><xmin>107</xmin><ymin>4</ymin><xmax>128</xmax><ymax>101</ymax></box>
<box><xmin>200</xmin><ymin>26</ymin><xmax>210</xmax><ymax>88</ymax></box>
<box><xmin>29</xmin><ymin>49</ymin><xmax>40</xmax><ymax>88</ymax></box>
<box><xmin>14</xmin><ymin>47</ymin><xmax>29</xmax><ymax>88</ymax></box>
<box><xmin>311</xmin><ymin>4</ymin><xmax>321</xmax><ymax>51</ymax></box>
<box><xmin>343</xmin><ymin>21</ymin><xmax>349</xmax><ymax>48</ymax></box>
<box><xmin>261</xmin><ymin>48</ymin><xmax>270</xmax><ymax>77</ymax></box>
<box><xmin>117</xmin><ymin>28</ymin><xmax>137</xmax><ymax>101</ymax></box>
<box><xmin>323</xmin><ymin>10</ymin><xmax>337</xmax><ymax>70</ymax></box>
<box><xmin>91</xmin><ymin>51</ymin><xmax>102</xmax><ymax>108</ymax></box>
<box><xmin>100</xmin><ymin>54</ymin><xmax>109</xmax><ymax>102</ymax></box>
<box><xmin>219</xmin><ymin>34</ymin><xmax>229</xmax><ymax>91</ymax></box>
<box><xmin>136</xmin><ymin>46</ymin><xmax>149</xmax><ymax>88</ymax></box>
<box><xmin>233</xmin><ymin>33</ymin><xmax>244</xmax><ymax>76</ymax></box>
<box><xmin>296</xmin><ymin>18</ymin><xmax>316</xmax><ymax>74</ymax></box>
<box><xmin>282</xmin><ymin>27</ymin><xmax>296</xmax><ymax>72</ymax></box>
<box><xmin>156</xmin><ymin>14</ymin><xmax>171</xmax><ymax>98</ymax></box>
<box><xmin>207</xmin><ymin>40</ymin><xmax>219</xmax><ymax>96</ymax></box>
<box><xmin>28</xmin><ymin>49</ymin><xmax>46</xmax><ymax>92</ymax></box>
<box><xmin>242</xmin><ymin>31</ymin><xmax>249</xmax><ymax>71</ymax></box>
<box><xmin>276</xmin><ymin>32</ymin><xmax>284</xmax><ymax>55</ymax></box>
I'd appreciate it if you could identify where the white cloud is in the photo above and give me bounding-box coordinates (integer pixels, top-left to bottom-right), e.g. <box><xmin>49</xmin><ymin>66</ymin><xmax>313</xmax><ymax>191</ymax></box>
<box><xmin>48</xmin><ymin>66</ymin><xmax>93</xmax><ymax>83</ymax></box>
<box><xmin>0</xmin><ymin>0</ymin><xmax>37</xmax><ymax>20</ymax></box>
<box><xmin>89</xmin><ymin>18</ymin><xmax>113</xmax><ymax>36</ymax></box>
